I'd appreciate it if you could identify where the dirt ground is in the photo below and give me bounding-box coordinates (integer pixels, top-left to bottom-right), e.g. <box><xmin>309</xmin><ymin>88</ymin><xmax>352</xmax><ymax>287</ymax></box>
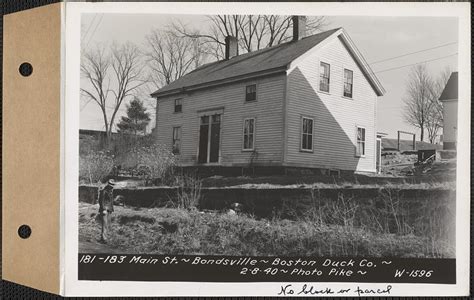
<box><xmin>79</xmin><ymin>240</ymin><xmax>124</xmax><ymax>253</ymax></box>
<box><xmin>380</xmin><ymin>152</ymin><xmax>456</xmax><ymax>178</ymax></box>
<box><xmin>83</xmin><ymin>151</ymin><xmax>455</xmax><ymax>193</ymax></box>
<box><xmin>380</xmin><ymin>152</ymin><xmax>418</xmax><ymax>176</ymax></box>
<box><xmin>78</xmin><ymin>201</ymin><xmax>454</xmax><ymax>258</ymax></box>
<box><xmin>78</xmin><ymin>148</ymin><xmax>456</xmax><ymax>257</ymax></box>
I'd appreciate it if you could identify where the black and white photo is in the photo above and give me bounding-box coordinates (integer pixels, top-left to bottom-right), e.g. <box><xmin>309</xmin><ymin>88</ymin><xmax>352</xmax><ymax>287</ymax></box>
<box><xmin>79</xmin><ymin>11</ymin><xmax>457</xmax><ymax>258</ymax></box>
<box><xmin>63</xmin><ymin>2</ymin><xmax>470</xmax><ymax>297</ymax></box>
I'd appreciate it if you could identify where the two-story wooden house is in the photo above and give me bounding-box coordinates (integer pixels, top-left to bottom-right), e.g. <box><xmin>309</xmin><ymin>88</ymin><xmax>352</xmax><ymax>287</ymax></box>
<box><xmin>151</xmin><ymin>16</ymin><xmax>385</xmax><ymax>174</ymax></box>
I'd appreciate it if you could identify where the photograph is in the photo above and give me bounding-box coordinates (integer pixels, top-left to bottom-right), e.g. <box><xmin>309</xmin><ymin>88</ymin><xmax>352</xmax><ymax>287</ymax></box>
<box><xmin>2</xmin><ymin>1</ymin><xmax>468</xmax><ymax>297</ymax></box>
<box><xmin>78</xmin><ymin>12</ymin><xmax>458</xmax><ymax>260</ymax></box>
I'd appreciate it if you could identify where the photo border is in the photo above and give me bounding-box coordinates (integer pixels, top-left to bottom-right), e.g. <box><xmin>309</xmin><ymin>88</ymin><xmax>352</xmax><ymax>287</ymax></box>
<box><xmin>64</xmin><ymin>1</ymin><xmax>471</xmax><ymax>296</ymax></box>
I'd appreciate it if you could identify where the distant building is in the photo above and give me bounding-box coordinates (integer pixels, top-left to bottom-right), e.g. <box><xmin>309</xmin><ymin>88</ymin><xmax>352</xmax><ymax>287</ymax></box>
<box><xmin>151</xmin><ymin>17</ymin><xmax>385</xmax><ymax>173</ymax></box>
<box><xmin>439</xmin><ymin>72</ymin><xmax>458</xmax><ymax>150</ymax></box>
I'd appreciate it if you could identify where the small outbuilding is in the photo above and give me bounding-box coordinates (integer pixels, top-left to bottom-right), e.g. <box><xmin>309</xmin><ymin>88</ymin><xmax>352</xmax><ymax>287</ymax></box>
<box><xmin>439</xmin><ymin>72</ymin><xmax>458</xmax><ymax>150</ymax></box>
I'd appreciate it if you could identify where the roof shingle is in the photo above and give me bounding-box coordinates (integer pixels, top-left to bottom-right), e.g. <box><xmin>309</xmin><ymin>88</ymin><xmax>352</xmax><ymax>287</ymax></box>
<box><xmin>439</xmin><ymin>72</ymin><xmax>458</xmax><ymax>101</ymax></box>
<box><xmin>151</xmin><ymin>28</ymin><xmax>340</xmax><ymax>97</ymax></box>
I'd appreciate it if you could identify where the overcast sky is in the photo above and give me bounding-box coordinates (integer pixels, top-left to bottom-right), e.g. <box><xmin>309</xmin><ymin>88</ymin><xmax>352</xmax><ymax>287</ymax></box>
<box><xmin>80</xmin><ymin>14</ymin><xmax>458</xmax><ymax>140</ymax></box>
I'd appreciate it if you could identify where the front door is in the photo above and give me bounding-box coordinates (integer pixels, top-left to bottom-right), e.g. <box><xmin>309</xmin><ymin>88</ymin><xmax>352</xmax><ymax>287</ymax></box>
<box><xmin>198</xmin><ymin>114</ymin><xmax>221</xmax><ymax>163</ymax></box>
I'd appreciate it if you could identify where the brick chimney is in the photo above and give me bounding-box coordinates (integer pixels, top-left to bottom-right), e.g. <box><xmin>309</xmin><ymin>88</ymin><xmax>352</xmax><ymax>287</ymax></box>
<box><xmin>225</xmin><ymin>36</ymin><xmax>238</xmax><ymax>59</ymax></box>
<box><xmin>292</xmin><ymin>16</ymin><xmax>307</xmax><ymax>41</ymax></box>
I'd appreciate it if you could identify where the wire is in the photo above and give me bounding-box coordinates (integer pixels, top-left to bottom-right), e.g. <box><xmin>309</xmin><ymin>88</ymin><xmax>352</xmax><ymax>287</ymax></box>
<box><xmin>374</xmin><ymin>53</ymin><xmax>458</xmax><ymax>74</ymax></box>
<box><xmin>85</xmin><ymin>14</ymin><xmax>104</xmax><ymax>49</ymax></box>
<box><xmin>81</xmin><ymin>14</ymin><xmax>97</xmax><ymax>42</ymax></box>
<box><xmin>80</xmin><ymin>98</ymin><xmax>94</xmax><ymax>111</ymax></box>
<box><xmin>82</xmin><ymin>119</ymin><xmax>106</xmax><ymax>125</ymax></box>
<box><xmin>369</xmin><ymin>42</ymin><xmax>457</xmax><ymax>65</ymax></box>
<box><xmin>105</xmin><ymin>105</ymin><xmax>127</xmax><ymax>111</ymax></box>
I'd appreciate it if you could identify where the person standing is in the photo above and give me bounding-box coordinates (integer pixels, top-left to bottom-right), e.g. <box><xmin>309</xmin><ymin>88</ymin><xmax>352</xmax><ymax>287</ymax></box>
<box><xmin>97</xmin><ymin>179</ymin><xmax>115</xmax><ymax>242</ymax></box>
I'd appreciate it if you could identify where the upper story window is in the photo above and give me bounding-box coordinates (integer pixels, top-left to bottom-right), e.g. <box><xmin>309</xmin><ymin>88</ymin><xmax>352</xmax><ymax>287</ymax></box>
<box><xmin>245</xmin><ymin>84</ymin><xmax>257</xmax><ymax>102</ymax></box>
<box><xmin>356</xmin><ymin>126</ymin><xmax>366</xmax><ymax>157</ymax></box>
<box><xmin>319</xmin><ymin>62</ymin><xmax>330</xmax><ymax>93</ymax></box>
<box><xmin>301</xmin><ymin>117</ymin><xmax>314</xmax><ymax>151</ymax></box>
<box><xmin>344</xmin><ymin>69</ymin><xmax>353</xmax><ymax>98</ymax></box>
<box><xmin>172</xmin><ymin>126</ymin><xmax>182</xmax><ymax>154</ymax></box>
<box><xmin>243</xmin><ymin>118</ymin><xmax>255</xmax><ymax>150</ymax></box>
<box><xmin>174</xmin><ymin>99</ymin><xmax>182</xmax><ymax>113</ymax></box>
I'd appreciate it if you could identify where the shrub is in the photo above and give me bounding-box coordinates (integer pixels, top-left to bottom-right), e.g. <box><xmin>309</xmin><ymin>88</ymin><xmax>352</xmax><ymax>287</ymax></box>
<box><xmin>110</xmin><ymin>134</ymin><xmax>177</xmax><ymax>184</ymax></box>
<box><xmin>79</xmin><ymin>151</ymin><xmax>114</xmax><ymax>184</ymax></box>
<box><xmin>175</xmin><ymin>174</ymin><xmax>202</xmax><ymax>210</ymax></box>
<box><xmin>137</xmin><ymin>144</ymin><xmax>177</xmax><ymax>183</ymax></box>
<box><xmin>125</xmin><ymin>143</ymin><xmax>177</xmax><ymax>185</ymax></box>
<box><xmin>78</xmin><ymin>204</ymin><xmax>455</xmax><ymax>258</ymax></box>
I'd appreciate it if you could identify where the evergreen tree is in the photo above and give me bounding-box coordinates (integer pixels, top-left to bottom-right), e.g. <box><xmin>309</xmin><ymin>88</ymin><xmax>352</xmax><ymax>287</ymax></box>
<box><xmin>116</xmin><ymin>98</ymin><xmax>151</xmax><ymax>136</ymax></box>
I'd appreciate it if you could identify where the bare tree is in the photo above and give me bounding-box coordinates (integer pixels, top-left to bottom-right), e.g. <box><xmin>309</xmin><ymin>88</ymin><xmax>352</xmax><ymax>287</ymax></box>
<box><xmin>145</xmin><ymin>28</ymin><xmax>205</xmax><ymax>89</ymax></box>
<box><xmin>403</xmin><ymin>64</ymin><xmax>433</xmax><ymax>142</ymax></box>
<box><xmin>403</xmin><ymin>64</ymin><xmax>448</xmax><ymax>143</ymax></box>
<box><xmin>81</xmin><ymin>42</ymin><xmax>147</xmax><ymax>143</ymax></box>
<box><xmin>172</xmin><ymin>15</ymin><xmax>327</xmax><ymax>60</ymax></box>
<box><xmin>425</xmin><ymin>105</ymin><xmax>442</xmax><ymax>144</ymax></box>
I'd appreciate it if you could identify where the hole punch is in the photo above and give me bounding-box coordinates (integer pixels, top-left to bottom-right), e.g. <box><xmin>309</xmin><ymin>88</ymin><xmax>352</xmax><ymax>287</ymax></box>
<box><xmin>19</xmin><ymin>62</ymin><xmax>33</xmax><ymax>77</ymax></box>
<box><xmin>18</xmin><ymin>224</ymin><xmax>32</xmax><ymax>239</ymax></box>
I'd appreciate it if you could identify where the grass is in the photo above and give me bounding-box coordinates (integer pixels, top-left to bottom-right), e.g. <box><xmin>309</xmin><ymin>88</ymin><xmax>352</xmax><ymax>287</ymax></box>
<box><xmin>85</xmin><ymin>177</ymin><xmax>455</xmax><ymax>190</ymax></box>
<box><xmin>223</xmin><ymin>181</ymin><xmax>456</xmax><ymax>190</ymax></box>
<box><xmin>79</xmin><ymin>198</ymin><xmax>454</xmax><ymax>258</ymax></box>
<box><xmin>198</xmin><ymin>170</ymin><xmax>456</xmax><ymax>189</ymax></box>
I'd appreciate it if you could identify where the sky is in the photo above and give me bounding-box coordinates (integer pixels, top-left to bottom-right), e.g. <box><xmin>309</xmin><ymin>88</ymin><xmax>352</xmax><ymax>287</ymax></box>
<box><xmin>80</xmin><ymin>14</ymin><xmax>458</xmax><ymax>140</ymax></box>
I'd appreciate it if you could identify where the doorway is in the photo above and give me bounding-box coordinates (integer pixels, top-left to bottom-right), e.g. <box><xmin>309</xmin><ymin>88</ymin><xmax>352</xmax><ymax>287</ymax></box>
<box><xmin>198</xmin><ymin>113</ymin><xmax>221</xmax><ymax>163</ymax></box>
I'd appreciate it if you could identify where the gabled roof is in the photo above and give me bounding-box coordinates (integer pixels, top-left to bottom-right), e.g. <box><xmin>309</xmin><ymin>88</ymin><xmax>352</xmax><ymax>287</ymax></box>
<box><xmin>151</xmin><ymin>28</ymin><xmax>385</xmax><ymax>98</ymax></box>
<box><xmin>439</xmin><ymin>72</ymin><xmax>458</xmax><ymax>101</ymax></box>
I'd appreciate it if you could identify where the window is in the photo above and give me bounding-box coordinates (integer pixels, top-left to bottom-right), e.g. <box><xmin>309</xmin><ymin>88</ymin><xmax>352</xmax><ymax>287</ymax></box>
<box><xmin>212</xmin><ymin>114</ymin><xmax>221</xmax><ymax>124</ymax></box>
<box><xmin>245</xmin><ymin>84</ymin><xmax>257</xmax><ymax>102</ymax></box>
<box><xmin>344</xmin><ymin>69</ymin><xmax>353</xmax><ymax>98</ymax></box>
<box><xmin>201</xmin><ymin>115</ymin><xmax>209</xmax><ymax>125</ymax></box>
<box><xmin>356</xmin><ymin>127</ymin><xmax>366</xmax><ymax>157</ymax></box>
<box><xmin>319</xmin><ymin>62</ymin><xmax>330</xmax><ymax>93</ymax></box>
<box><xmin>174</xmin><ymin>99</ymin><xmax>182</xmax><ymax>113</ymax></box>
<box><xmin>301</xmin><ymin>117</ymin><xmax>313</xmax><ymax>151</ymax></box>
<box><xmin>172</xmin><ymin>126</ymin><xmax>181</xmax><ymax>154</ymax></box>
<box><xmin>243</xmin><ymin>118</ymin><xmax>255</xmax><ymax>150</ymax></box>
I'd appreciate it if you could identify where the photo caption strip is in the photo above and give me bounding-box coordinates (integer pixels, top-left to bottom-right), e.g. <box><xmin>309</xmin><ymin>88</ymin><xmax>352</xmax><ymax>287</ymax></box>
<box><xmin>79</xmin><ymin>254</ymin><xmax>455</xmax><ymax>284</ymax></box>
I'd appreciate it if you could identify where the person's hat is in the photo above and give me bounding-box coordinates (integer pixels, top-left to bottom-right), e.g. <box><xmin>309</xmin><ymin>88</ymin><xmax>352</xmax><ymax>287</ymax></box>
<box><xmin>107</xmin><ymin>179</ymin><xmax>116</xmax><ymax>186</ymax></box>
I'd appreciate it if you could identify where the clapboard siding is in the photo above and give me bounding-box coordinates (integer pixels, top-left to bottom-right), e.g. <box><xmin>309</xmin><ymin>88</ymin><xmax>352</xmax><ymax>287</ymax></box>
<box><xmin>155</xmin><ymin>75</ymin><xmax>286</xmax><ymax>166</ymax></box>
<box><xmin>286</xmin><ymin>36</ymin><xmax>378</xmax><ymax>172</ymax></box>
<box><xmin>442</xmin><ymin>100</ymin><xmax>457</xmax><ymax>144</ymax></box>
